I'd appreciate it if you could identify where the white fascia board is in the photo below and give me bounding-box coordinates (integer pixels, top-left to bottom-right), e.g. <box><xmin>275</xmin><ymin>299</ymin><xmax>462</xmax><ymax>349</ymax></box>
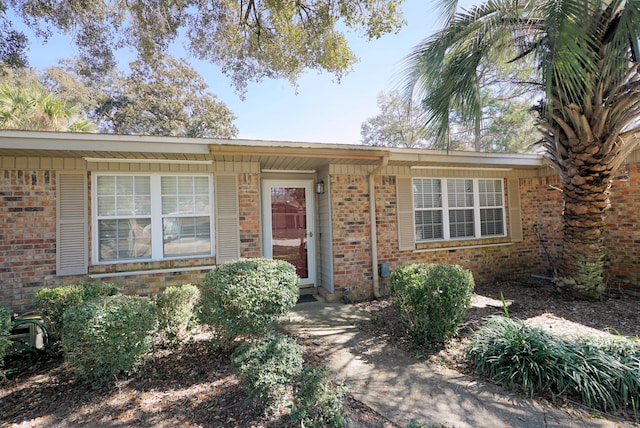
<box><xmin>390</xmin><ymin>149</ymin><xmax>545</xmax><ymax>167</ymax></box>
<box><xmin>0</xmin><ymin>131</ymin><xmax>211</xmax><ymax>154</ymax></box>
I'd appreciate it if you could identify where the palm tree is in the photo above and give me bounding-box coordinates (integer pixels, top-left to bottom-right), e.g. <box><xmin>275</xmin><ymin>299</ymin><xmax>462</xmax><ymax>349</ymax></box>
<box><xmin>402</xmin><ymin>0</ymin><xmax>640</xmax><ymax>300</ymax></box>
<box><xmin>0</xmin><ymin>84</ymin><xmax>96</xmax><ymax>132</ymax></box>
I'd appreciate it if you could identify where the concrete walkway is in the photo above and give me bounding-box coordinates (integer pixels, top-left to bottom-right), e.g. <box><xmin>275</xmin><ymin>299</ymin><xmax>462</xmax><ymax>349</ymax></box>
<box><xmin>278</xmin><ymin>302</ymin><xmax>632</xmax><ymax>428</ymax></box>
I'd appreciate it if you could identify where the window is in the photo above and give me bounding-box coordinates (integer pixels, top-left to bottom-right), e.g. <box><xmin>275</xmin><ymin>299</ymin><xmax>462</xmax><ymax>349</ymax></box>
<box><xmin>94</xmin><ymin>174</ymin><xmax>213</xmax><ymax>262</ymax></box>
<box><xmin>413</xmin><ymin>178</ymin><xmax>505</xmax><ymax>242</ymax></box>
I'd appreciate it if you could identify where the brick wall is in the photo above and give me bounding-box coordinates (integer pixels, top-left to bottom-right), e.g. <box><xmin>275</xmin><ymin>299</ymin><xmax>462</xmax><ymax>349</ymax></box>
<box><xmin>1</xmin><ymin>170</ymin><xmax>262</xmax><ymax>311</ymax></box>
<box><xmin>0</xmin><ymin>170</ymin><xmax>57</xmax><ymax>309</ymax></box>
<box><xmin>330</xmin><ymin>175</ymin><xmax>373</xmax><ymax>300</ymax></box>
<box><xmin>373</xmin><ymin>175</ymin><xmax>557</xmax><ymax>288</ymax></box>
<box><xmin>238</xmin><ymin>173</ymin><xmax>261</xmax><ymax>258</ymax></box>
<box><xmin>605</xmin><ymin>163</ymin><xmax>640</xmax><ymax>291</ymax></box>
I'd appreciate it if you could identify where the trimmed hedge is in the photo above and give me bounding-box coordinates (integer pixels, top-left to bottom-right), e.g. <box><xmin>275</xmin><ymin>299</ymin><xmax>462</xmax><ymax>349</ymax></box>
<box><xmin>35</xmin><ymin>282</ymin><xmax>119</xmax><ymax>341</ymax></box>
<box><xmin>231</xmin><ymin>332</ymin><xmax>303</xmax><ymax>413</ymax></box>
<box><xmin>290</xmin><ymin>365</ymin><xmax>348</xmax><ymax>428</ymax></box>
<box><xmin>156</xmin><ymin>284</ymin><xmax>201</xmax><ymax>344</ymax></box>
<box><xmin>62</xmin><ymin>295</ymin><xmax>158</xmax><ymax>383</ymax></box>
<box><xmin>199</xmin><ymin>258</ymin><xmax>299</xmax><ymax>352</ymax></box>
<box><xmin>0</xmin><ymin>306</ymin><xmax>12</xmax><ymax>370</ymax></box>
<box><xmin>390</xmin><ymin>263</ymin><xmax>474</xmax><ymax>346</ymax></box>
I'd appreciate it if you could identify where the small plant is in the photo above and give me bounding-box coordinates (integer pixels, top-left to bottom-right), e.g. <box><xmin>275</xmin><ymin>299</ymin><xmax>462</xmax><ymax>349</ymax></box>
<box><xmin>290</xmin><ymin>365</ymin><xmax>348</xmax><ymax>427</ymax></box>
<box><xmin>231</xmin><ymin>332</ymin><xmax>303</xmax><ymax>414</ymax></box>
<box><xmin>0</xmin><ymin>306</ymin><xmax>12</xmax><ymax>371</ymax></box>
<box><xmin>390</xmin><ymin>263</ymin><xmax>474</xmax><ymax>347</ymax></box>
<box><xmin>62</xmin><ymin>295</ymin><xmax>158</xmax><ymax>383</ymax></box>
<box><xmin>155</xmin><ymin>284</ymin><xmax>201</xmax><ymax>345</ymax></box>
<box><xmin>199</xmin><ymin>258</ymin><xmax>299</xmax><ymax>352</ymax></box>
<box><xmin>35</xmin><ymin>282</ymin><xmax>119</xmax><ymax>341</ymax></box>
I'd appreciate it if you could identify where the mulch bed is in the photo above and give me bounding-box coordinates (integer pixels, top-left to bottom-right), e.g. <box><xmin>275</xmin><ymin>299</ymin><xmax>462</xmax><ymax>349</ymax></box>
<box><xmin>2</xmin><ymin>278</ymin><xmax>639</xmax><ymax>427</ymax></box>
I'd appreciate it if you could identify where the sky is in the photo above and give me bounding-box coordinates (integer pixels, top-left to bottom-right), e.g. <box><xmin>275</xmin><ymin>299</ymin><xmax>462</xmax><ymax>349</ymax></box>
<box><xmin>19</xmin><ymin>0</ymin><xmax>478</xmax><ymax>145</ymax></box>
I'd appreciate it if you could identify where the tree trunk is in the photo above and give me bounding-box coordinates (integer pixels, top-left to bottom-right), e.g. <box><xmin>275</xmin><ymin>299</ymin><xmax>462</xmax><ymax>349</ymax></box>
<box><xmin>553</xmin><ymin>146</ymin><xmax>612</xmax><ymax>300</ymax></box>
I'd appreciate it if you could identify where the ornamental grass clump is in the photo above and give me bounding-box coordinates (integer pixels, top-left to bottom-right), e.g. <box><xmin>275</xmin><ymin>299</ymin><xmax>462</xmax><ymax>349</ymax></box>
<box><xmin>467</xmin><ymin>315</ymin><xmax>640</xmax><ymax>413</ymax></box>
<box><xmin>62</xmin><ymin>295</ymin><xmax>158</xmax><ymax>383</ymax></box>
<box><xmin>390</xmin><ymin>263</ymin><xmax>474</xmax><ymax>347</ymax></box>
<box><xmin>231</xmin><ymin>332</ymin><xmax>303</xmax><ymax>414</ymax></box>
<box><xmin>199</xmin><ymin>258</ymin><xmax>299</xmax><ymax>353</ymax></box>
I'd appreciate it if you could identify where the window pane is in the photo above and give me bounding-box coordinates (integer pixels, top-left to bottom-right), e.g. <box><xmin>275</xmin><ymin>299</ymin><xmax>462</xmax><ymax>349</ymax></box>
<box><xmin>162</xmin><ymin>176</ymin><xmax>210</xmax><ymax>215</ymax></box>
<box><xmin>447</xmin><ymin>179</ymin><xmax>473</xmax><ymax>207</ymax></box>
<box><xmin>479</xmin><ymin>179</ymin><xmax>503</xmax><ymax>207</ymax></box>
<box><xmin>415</xmin><ymin>210</ymin><xmax>443</xmax><ymax>240</ymax></box>
<box><xmin>98</xmin><ymin>218</ymin><xmax>151</xmax><ymax>261</ymax></box>
<box><xmin>481</xmin><ymin>208</ymin><xmax>504</xmax><ymax>236</ymax></box>
<box><xmin>449</xmin><ymin>209</ymin><xmax>474</xmax><ymax>238</ymax></box>
<box><xmin>163</xmin><ymin>216</ymin><xmax>211</xmax><ymax>257</ymax></box>
<box><xmin>414</xmin><ymin>178</ymin><xmax>441</xmax><ymax>209</ymax></box>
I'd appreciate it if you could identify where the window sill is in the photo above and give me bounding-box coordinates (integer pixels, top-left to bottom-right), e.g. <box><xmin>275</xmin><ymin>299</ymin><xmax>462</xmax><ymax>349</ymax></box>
<box><xmin>89</xmin><ymin>264</ymin><xmax>217</xmax><ymax>279</ymax></box>
<box><xmin>414</xmin><ymin>241</ymin><xmax>513</xmax><ymax>253</ymax></box>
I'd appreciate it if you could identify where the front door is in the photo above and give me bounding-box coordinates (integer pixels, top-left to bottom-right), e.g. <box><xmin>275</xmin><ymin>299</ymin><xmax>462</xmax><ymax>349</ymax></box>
<box><xmin>262</xmin><ymin>179</ymin><xmax>316</xmax><ymax>287</ymax></box>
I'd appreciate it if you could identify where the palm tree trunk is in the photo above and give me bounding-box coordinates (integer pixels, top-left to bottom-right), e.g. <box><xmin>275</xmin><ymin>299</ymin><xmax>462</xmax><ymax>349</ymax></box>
<box><xmin>554</xmin><ymin>147</ymin><xmax>612</xmax><ymax>300</ymax></box>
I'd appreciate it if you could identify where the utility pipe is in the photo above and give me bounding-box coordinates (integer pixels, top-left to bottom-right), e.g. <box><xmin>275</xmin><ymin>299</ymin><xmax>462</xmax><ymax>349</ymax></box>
<box><xmin>369</xmin><ymin>155</ymin><xmax>389</xmax><ymax>298</ymax></box>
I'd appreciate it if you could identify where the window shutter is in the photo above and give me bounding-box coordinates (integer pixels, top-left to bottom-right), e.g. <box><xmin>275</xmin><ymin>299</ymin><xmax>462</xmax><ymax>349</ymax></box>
<box><xmin>215</xmin><ymin>174</ymin><xmax>241</xmax><ymax>263</ymax></box>
<box><xmin>397</xmin><ymin>176</ymin><xmax>415</xmax><ymax>250</ymax></box>
<box><xmin>56</xmin><ymin>172</ymin><xmax>88</xmax><ymax>275</ymax></box>
<box><xmin>507</xmin><ymin>178</ymin><xmax>523</xmax><ymax>242</ymax></box>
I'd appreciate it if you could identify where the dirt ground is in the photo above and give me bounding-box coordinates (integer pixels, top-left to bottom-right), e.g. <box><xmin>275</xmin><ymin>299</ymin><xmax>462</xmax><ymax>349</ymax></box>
<box><xmin>1</xmin><ymin>278</ymin><xmax>639</xmax><ymax>427</ymax></box>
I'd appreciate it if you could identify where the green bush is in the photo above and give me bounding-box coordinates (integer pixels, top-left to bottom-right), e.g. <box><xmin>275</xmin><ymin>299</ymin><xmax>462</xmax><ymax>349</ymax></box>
<box><xmin>467</xmin><ymin>315</ymin><xmax>640</xmax><ymax>412</ymax></box>
<box><xmin>199</xmin><ymin>258</ymin><xmax>299</xmax><ymax>351</ymax></box>
<box><xmin>0</xmin><ymin>306</ymin><xmax>12</xmax><ymax>370</ymax></box>
<box><xmin>290</xmin><ymin>365</ymin><xmax>347</xmax><ymax>428</ymax></box>
<box><xmin>156</xmin><ymin>284</ymin><xmax>201</xmax><ymax>344</ymax></box>
<box><xmin>35</xmin><ymin>282</ymin><xmax>119</xmax><ymax>341</ymax></box>
<box><xmin>231</xmin><ymin>332</ymin><xmax>303</xmax><ymax>414</ymax></box>
<box><xmin>62</xmin><ymin>295</ymin><xmax>158</xmax><ymax>383</ymax></box>
<box><xmin>390</xmin><ymin>263</ymin><xmax>474</xmax><ymax>347</ymax></box>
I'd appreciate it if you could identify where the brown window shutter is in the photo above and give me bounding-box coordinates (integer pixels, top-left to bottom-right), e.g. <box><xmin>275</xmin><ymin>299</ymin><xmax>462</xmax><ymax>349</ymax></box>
<box><xmin>215</xmin><ymin>174</ymin><xmax>241</xmax><ymax>263</ymax></box>
<box><xmin>396</xmin><ymin>176</ymin><xmax>415</xmax><ymax>250</ymax></box>
<box><xmin>507</xmin><ymin>178</ymin><xmax>523</xmax><ymax>242</ymax></box>
<box><xmin>56</xmin><ymin>172</ymin><xmax>88</xmax><ymax>275</ymax></box>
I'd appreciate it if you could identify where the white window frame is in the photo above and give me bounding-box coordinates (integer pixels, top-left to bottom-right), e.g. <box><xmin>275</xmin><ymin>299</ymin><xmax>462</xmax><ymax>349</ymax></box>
<box><xmin>413</xmin><ymin>178</ymin><xmax>506</xmax><ymax>242</ymax></box>
<box><xmin>92</xmin><ymin>173</ymin><xmax>215</xmax><ymax>264</ymax></box>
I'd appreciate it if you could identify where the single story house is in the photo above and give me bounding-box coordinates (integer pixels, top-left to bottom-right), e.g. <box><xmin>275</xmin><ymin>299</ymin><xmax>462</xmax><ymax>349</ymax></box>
<box><xmin>2</xmin><ymin>131</ymin><xmax>639</xmax><ymax>311</ymax></box>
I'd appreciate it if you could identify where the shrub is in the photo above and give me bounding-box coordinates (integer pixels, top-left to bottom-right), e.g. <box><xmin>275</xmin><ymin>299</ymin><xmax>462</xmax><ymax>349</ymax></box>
<box><xmin>231</xmin><ymin>332</ymin><xmax>303</xmax><ymax>414</ymax></box>
<box><xmin>62</xmin><ymin>295</ymin><xmax>158</xmax><ymax>383</ymax></box>
<box><xmin>199</xmin><ymin>258</ymin><xmax>299</xmax><ymax>351</ymax></box>
<box><xmin>0</xmin><ymin>306</ymin><xmax>12</xmax><ymax>370</ymax></box>
<box><xmin>290</xmin><ymin>365</ymin><xmax>347</xmax><ymax>428</ymax></box>
<box><xmin>35</xmin><ymin>282</ymin><xmax>119</xmax><ymax>341</ymax></box>
<box><xmin>156</xmin><ymin>284</ymin><xmax>201</xmax><ymax>344</ymax></box>
<box><xmin>467</xmin><ymin>315</ymin><xmax>640</xmax><ymax>412</ymax></box>
<box><xmin>390</xmin><ymin>263</ymin><xmax>474</xmax><ymax>346</ymax></box>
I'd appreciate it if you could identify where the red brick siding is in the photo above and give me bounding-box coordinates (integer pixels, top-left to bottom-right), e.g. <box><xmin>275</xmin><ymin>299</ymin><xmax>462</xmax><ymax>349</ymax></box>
<box><xmin>605</xmin><ymin>163</ymin><xmax>640</xmax><ymax>291</ymax></box>
<box><xmin>373</xmin><ymin>175</ymin><xmax>554</xmax><ymax>288</ymax></box>
<box><xmin>330</xmin><ymin>175</ymin><xmax>373</xmax><ymax>300</ymax></box>
<box><xmin>0</xmin><ymin>170</ymin><xmax>57</xmax><ymax>309</ymax></box>
<box><xmin>1</xmin><ymin>171</ymin><xmax>262</xmax><ymax>311</ymax></box>
<box><xmin>238</xmin><ymin>173</ymin><xmax>261</xmax><ymax>258</ymax></box>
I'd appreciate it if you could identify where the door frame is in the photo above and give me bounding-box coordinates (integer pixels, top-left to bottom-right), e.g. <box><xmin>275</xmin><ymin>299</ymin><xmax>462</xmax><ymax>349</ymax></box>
<box><xmin>261</xmin><ymin>179</ymin><xmax>317</xmax><ymax>287</ymax></box>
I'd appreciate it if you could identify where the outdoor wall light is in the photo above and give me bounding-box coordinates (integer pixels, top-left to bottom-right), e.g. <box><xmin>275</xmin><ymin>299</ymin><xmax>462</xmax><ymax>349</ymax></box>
<box><xmin>316</xmin><ymin>180</ymin><xmax>325</xmax><ymax>195</ymax></box>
